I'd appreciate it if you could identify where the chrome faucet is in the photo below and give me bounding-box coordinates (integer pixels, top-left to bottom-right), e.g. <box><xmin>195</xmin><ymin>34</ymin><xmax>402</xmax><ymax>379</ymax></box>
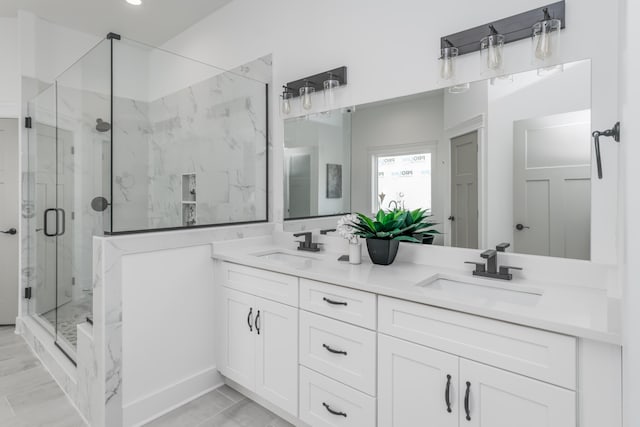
<box><xmin>293</xmin><ymin>232</ymin><xmax>321</xmax><ymax>252</ymax></box>
<box><xmin>465</xmin><ymin>243</ymin><xmax>522</xmax><ymax>280</ymax></box>
<box><xmin>388</xmin><ymin>200</ymin><xmax>399</xmax><ymax>210</ymax></box>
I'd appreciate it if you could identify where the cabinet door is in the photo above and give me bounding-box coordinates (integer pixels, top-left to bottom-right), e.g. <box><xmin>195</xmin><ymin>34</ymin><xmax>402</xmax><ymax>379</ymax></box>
<box><xmin>378</xmin><ymin>334</ymin><xmax>459</xmax><ymax>427</ymax></box>
<box><xmin>255</xmin><ymin>296</ymin><xmax>299</xmax><ymax>416</ymax></box>
<box><xmin>460</xmin><ymin>359</ymin><xmax>576</xmax><ymax>427</ymax></box>
<box><xmin>220</xmin><ymin>287</ymin><xmax>256</xmax><ymax>390</ymax></box>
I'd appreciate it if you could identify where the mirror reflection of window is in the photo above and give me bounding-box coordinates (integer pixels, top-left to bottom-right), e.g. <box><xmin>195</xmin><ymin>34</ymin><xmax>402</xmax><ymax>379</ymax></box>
<box><xmin>373</xmin><ymin>152</ymin><xmax>432</xmax><ymax>213</ymax></box>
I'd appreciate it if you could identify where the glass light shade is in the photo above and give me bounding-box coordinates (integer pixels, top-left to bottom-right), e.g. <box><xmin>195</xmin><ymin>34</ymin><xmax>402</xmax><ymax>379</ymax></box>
<box><xmin>281</xmin><ymin>91</ymin><xmax>293</xmax><ymax>116</ymax></box>
<box><xmin>440</xmin><ymin>46</ymin><xmax>458</xmax><ymax>80</ymax></box>
<box><xmin>300</xmin><ymin>85</ymin><xmax>315</xmax><ymax>110</ymax></box>
<box><xmin>532</xmin><ymin>19</ymin><xmax>561</xmax><ymax>61</ymax></box>
<box><xmin>323</xmin><ymin>77</ymin><xmax>340</xmax><ymax>108</ymax></box>
<box><xmin>480</xmin><ymin>34</ymin><xmax>505</xmax><ymax>72</ymax></box>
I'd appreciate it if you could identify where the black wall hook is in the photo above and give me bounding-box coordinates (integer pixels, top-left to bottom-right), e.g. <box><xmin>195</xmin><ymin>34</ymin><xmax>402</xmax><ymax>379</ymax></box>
<box><xmin>592</xmin><ymin>122</ymin><xmax>620</xmax><ymax>179</ymax></box>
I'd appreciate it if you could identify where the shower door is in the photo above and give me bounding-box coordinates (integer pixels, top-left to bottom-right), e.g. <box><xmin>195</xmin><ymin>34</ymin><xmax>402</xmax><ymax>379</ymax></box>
<box><xmin>26</xmin><ymin>38</ymin><xmax>111</xmax><ymax>360</ymax></box>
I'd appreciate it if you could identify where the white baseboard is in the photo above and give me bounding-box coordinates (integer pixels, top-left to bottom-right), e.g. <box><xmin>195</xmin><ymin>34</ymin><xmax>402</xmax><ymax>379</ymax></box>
<box><xmin>124</xmin><ymin>367</ymin><xmax>223</xmax><ymax>427</ymax></box>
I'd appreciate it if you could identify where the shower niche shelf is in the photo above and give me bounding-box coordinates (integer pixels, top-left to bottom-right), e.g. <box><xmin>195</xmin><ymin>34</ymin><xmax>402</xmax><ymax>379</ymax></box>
<box><xmin>182</xmin><ymin>173</ymin><xmax>197</xmax><ymax>226</ymax></box>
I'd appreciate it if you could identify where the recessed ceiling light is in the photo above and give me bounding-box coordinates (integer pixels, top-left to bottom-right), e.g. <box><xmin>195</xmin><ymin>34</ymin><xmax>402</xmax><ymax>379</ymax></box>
<box><xmin>126</xmin><ymin>0</ymin><xmax>142</xmax><ymax>5</ymax></box>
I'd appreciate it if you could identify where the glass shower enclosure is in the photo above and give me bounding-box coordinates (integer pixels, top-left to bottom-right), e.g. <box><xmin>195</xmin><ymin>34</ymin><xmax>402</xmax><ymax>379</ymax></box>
<box><xmin>24</xmin><ymin>35</ymin><xmax>269</xmax><ymax>361</ymax></box>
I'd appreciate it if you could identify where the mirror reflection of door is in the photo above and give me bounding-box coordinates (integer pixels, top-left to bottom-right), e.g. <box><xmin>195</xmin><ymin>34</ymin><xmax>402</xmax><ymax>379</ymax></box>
<box><xmin>285</xmin><ymin>147</ymin><xmax>318</xmax><ymax>219</ymax></box>
<box><xmin>513</xmin><ymin>110</ymin><xmax>591</xmax><ymax>260</ymax></box>
<box><xmin>450</xmin><ymin>131</ymin><xmax>479</xmax><ymax>249</ymax></box>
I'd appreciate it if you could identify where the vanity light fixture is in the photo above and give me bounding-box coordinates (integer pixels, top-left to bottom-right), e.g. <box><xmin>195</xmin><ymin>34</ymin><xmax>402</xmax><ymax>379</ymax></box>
<box><xmin>299</xmin><ymin>81</ymin><xmax>316</xmax><ymax>110</ymax></box>
<box><xmin>280</xmin><ymin>86</ymin><xmax>294</xmax><ymax>116</ymax></box>
<box><xmin>532</xmin><ymin>7</ymin><xmax>562</xmax><ymax>61</ymax></box>
<box><xmin>439</xmin><ymin>1</ymin><xmax>565</xmax><ymax>78</ymax></box>
<box><xmin>126</xmin><ymin>0</ymin><xmax>142</xmax><ymax>5</ymax></box>
<box><xmin>284</xmin><ymin>67</ymin><xmax>347</xmax><ymax>114</ymax></box>
<box><xmin>323</xmin><ymin>73</ymin><xmax>341</xmax><ymax>108</ymax></box>
<box><xmin>480</xmin><ymin>25</ymin><xmax>505</xmax><ymax>73</ymax></box>
<box><xmin>440</xmin><ymin>39</ymin><xmax>458</xmax><ymax>80</ymax></box>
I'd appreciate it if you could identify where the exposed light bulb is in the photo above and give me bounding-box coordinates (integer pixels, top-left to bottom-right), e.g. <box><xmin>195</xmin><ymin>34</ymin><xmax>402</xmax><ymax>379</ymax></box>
<box><xmin>535</xmin><ymin>25</ymin><xmax>551</xmax><ymax>59</ymax></box>
<box><xmin>440</xmin><ymin>58</ymin><xmax>453</xmax><ymax>80</ymax></box>
<box><xmin>126</xmin><ymin>0</ymin><xmax>142</xmax><ymax>5</ymax></box>
<box><xmin>302</xmin><ymin>92</ymin><xmax>313</xmax><ymax>110</ymax></box>
<box><xmin>487</xmin><ymin>39</ymin><xmax>502</xmax><ymax>69</ymax></box>
<box><xmin>281</xmin><ymin>98</ymin><xmax>291</xmax><ymax>115</ymax></box>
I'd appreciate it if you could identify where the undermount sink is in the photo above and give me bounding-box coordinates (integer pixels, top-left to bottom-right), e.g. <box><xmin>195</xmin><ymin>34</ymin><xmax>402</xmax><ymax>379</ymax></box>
<box><xmin>253</xmin><ymin>250</ymin><xmax>318</xmax><ymax>269</ymax></box>
<box><xmin>418</xmin><ymin>276</ymin><xmax>543</xmax><ymax>307</ymax></box>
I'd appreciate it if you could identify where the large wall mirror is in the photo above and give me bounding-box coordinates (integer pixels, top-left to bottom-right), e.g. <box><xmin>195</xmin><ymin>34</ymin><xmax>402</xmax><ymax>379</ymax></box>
<box><xmin>283</xmin><ymin>59</ymin><xmax>592</xmax><ymax>260</ymax></box>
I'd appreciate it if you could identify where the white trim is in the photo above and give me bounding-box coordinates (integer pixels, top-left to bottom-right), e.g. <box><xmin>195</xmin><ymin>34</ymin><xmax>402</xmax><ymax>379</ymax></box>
<box><xmin>443</xmin><ymin>114</ymin><xmax>487</xmax><ymax>248</ymax></box>
<box><xmin>367</xmin><ymin>141</ymin><xmax>439</xmax><ymax>214</ymax></box>
<box><xmin>124</xmin><ymin>367</ymin><xmax>223</xmax><ymax>427</ymax></box>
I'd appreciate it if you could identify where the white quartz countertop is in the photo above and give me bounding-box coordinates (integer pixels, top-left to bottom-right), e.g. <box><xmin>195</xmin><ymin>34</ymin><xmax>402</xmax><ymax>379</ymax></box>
<box><xmin>211</xmin><ymin>236</ymin><xmax>622</xmax><ymax>345</ymax></box>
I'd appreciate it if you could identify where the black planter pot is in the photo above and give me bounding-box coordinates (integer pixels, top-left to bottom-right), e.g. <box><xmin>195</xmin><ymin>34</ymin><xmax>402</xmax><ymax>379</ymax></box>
<box><xmin>366</xmin><ymin>238</ymin><xmax>400</xmax><ymax>265</ymax></box>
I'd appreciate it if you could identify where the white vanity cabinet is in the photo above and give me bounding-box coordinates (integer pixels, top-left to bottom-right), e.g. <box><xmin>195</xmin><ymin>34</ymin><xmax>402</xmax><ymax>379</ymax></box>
<box><xmin>215</xmin><ymin>261</ymin><xmax>617</xmax><ymax>427</ymax></box>
<box><xmin>378</xmin><ymin>334</ymin><xmax>576</xmax><ymax>427</ymax></box>
<box><xmin>219</xmin><ymin>282</ymin><xmax>298</xmax><ymax>415</ymax></box>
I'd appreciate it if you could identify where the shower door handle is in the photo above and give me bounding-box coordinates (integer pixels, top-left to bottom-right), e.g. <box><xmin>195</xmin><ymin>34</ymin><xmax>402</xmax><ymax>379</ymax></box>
<box><xmin>44</xmin><ymin>208</ymin><xmax>57</xmax><ymax>237</ymax></box>
<box><xmin>56</xmin><ymin>208</ymin><xmax>66</xmax><ymax>236</ymax></box>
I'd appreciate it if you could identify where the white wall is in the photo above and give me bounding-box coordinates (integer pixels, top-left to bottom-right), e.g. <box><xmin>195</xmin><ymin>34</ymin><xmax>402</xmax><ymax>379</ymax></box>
<box><xmin>121</xmin><ymin>244</ymin><xmax>218</xmax><ymax>426</ymax></box>
<box><xmin>0</xmin><ymin>18</ymin><xmax>19</xmax><ymax>117</ymax></box>
<box><xmin>161</xmin><ymin>0</ymin><xmax>620</xmax><ymax>266</ymax></box>
<box><xmin>619</xmin><ymin>0</ymin><xmax>640</xmax><ymax>424</ymax></box>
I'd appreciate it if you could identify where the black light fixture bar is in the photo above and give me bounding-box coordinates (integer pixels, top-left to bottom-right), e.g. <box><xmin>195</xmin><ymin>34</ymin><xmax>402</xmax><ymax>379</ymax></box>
<box><xmin>440</xmin><ymin>1</ymin><xmax>565</xmax><ymax>56</ymax></box>
<box><xmin>285</xmin><ymin>66</ymin><xmax>347</xmax><ymax>98</ymax></box>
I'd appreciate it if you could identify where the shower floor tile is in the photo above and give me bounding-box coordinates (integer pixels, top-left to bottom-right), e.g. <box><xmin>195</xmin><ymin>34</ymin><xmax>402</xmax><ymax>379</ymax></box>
<box><xmin>41</xmin><ymin>296</ymin><xmax>92</xmax><ymax>349</ymax></box>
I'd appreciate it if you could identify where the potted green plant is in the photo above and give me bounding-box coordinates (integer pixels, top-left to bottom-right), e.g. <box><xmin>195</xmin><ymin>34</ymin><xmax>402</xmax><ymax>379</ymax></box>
<box><xmin>350</xmin><ymin>208</ymin><xmax>439</xmax><ymax>265</ymax></box>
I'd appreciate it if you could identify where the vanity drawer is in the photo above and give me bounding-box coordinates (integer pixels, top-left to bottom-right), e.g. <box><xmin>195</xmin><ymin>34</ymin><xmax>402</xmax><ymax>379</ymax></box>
<box><xmin>221</xmin><ymin>262</ymin><xmax>298</xmax><ymax>307</ymax></box>
<box><xmin>378</xmin><ymin>296</ymin><xmax>576</xmax><ymax>389</ymax></box>
<box><xmin>299</xmin><ymin>279</ymin><xmax>376</xmax><ymax>329</ymax></box>
<box><xmin>299</xmin><ymin>311</ymin><xmax>377</xmax><ymax>396</ymax></box>
<box><xmin>299</xmin><ymin>366</ymin><xmax>376</xmax><ymax>427</ymax></box>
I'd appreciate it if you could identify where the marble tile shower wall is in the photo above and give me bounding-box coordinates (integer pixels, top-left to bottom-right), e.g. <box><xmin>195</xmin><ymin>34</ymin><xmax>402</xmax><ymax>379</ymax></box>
<box><xmin>112</xmin><ymin>55</ymin><xmax>271</xmax><ymax>232</ymax></box>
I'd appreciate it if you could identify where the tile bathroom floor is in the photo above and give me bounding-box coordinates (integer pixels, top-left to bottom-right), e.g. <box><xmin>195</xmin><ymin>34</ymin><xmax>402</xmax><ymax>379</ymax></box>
<box><xmin>144</xmin><ymin>386</ymin><xmax>294</xmax><ymax>427</ymax></box>
<box><xmin>0</xmin><ymin>326</ymin><xmax>85</xmax><ymax>427</ymax></box>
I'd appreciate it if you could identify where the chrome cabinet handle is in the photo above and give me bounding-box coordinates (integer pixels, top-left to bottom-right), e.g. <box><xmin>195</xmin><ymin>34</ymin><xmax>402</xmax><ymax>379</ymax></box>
<box><xmin>322</xmin><ymin>402</ymin><xmax>347</xmax><ymax>418</ymax></box>
<box><xmin>322</xmin><ymin>344</ymin><xmax>347</xmax><ymax>356</ymax></box>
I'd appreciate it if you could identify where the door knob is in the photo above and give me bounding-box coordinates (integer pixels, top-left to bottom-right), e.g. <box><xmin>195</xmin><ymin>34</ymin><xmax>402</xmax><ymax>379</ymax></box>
<box><xmin>448</xmin><ymin>216</ymin><xmax>455</xmax><ymax>221</ymax></box>
<box><xmin>1</xmin><ymin>228</ymin><xmax>17</xmax><ymax>235</ymax></box>
<box><xmin>515</xmin><ymin>223</ymin><xmax>530</xmax><ymax>231</ymax></box>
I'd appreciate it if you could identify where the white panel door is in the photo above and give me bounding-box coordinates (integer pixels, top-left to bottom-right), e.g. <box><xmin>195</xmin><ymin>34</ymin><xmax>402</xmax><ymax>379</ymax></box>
<box><xmin>460</xmin><ymin>359</ymin><xmax>576</xmax><ymax>427</ymax></box>
<box><xmin>378</xmin><ymin>334</ymin><xmax>459</xmax><ymax>427</ymax></box>
<box><xmin>0</xmin><ymin>119</ymin><xmax>19</xmax><ymax>325</ymax></box>
<box><xmin>254</xmin><ymin>296</ymin><xmax>298</xmax><ymax>416</ymax></box>
<box><xmin>513</xmin><ymin>110</ymin><xmax>591</xmax><ymax>259</ymax></box>
<box><xmin>450</xmin><ymin>131</ymin><xmax>479</xmax><ymax>249</ymax></box>
<box><xmin>220</xmin><ymin>287</ymin><xmax>256</xmax><ymax>390</ymax></box>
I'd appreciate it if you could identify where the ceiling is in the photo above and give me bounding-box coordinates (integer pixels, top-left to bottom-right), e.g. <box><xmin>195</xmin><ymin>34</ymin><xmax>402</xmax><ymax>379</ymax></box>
<box><xmin>0</xmin><ymin>0</ymin><xmax>233</xmax><ymax>46</ymax></box>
